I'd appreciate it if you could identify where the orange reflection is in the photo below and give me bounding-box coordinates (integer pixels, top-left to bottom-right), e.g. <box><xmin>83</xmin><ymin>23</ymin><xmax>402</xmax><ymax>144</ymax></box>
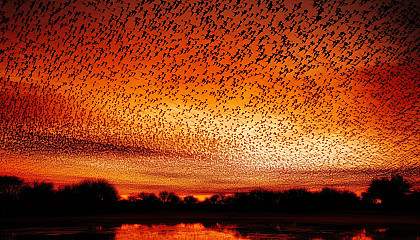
<box><xmin>350</xmin><ymin>229</ymin><xmax>373</xmax><ymax>240</ymax></box>
<box><xmin>115</xmin><ymin>223</ymin><xmax>248</xmax><ymax>240</ymax></box>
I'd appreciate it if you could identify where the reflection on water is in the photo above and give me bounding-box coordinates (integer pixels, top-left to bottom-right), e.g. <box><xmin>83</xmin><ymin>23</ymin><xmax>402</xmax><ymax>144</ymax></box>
<box><xmin>1</xmin><ymin>222</ymin><xmax>419</xmax><ymax>240</ymax></box>
<box><xmin>347</xmin><ymin>229</ymin><xmax>373</xmax><ymax>240</ymax></box>
<box><xmin>116</xmin><ymin>223</ymin><xmax>247</xmax><ymax>240</ymax></box>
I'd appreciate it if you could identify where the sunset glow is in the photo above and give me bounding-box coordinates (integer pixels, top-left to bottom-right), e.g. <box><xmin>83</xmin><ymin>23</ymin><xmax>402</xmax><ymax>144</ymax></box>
<box><xmin>0</xmin><ymin>0</ymin><xmax>419</xmax><ymax>197</ymax></box>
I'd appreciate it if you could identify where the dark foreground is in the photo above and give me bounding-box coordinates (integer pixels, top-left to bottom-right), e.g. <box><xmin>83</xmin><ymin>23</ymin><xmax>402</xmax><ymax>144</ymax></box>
<box><xmin>1</xmin><ymin>212</ymin><xmax>419</xmax><ymax>240</ymax></box>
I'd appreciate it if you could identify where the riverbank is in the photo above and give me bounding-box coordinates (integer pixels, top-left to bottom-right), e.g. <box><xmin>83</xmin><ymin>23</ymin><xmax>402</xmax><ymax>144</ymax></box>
<box><xmin>1</xmin><ymin>211</ymin><xmax>419</xmax><ymax>230</ymax></box>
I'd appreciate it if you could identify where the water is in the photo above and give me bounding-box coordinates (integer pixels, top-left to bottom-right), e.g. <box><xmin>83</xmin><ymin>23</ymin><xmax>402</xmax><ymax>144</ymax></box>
<box><xmin>1</xmin><ymin>221</ymin><xmax>419</xmax><ymax>239</ymax></box>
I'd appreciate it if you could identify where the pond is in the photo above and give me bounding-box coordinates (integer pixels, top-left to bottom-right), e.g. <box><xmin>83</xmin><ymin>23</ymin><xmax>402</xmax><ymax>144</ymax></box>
<box><xmin>1</xmin><ymin>221</ymin><xmax>419</xmax><ymax>240</ymax></box>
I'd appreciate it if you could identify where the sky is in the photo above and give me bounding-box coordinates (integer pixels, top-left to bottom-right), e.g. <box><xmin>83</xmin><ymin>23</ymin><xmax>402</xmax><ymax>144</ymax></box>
<box><xmin>0</xmin><ymin>0</ymin><xmax>419</xmax><ymax>198</ymax></box>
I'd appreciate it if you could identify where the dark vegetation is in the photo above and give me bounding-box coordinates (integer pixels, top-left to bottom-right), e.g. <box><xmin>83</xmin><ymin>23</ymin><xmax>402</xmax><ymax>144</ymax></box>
<box><xmin>0</xmin><ymin>174</ymin><xmax>419</xmax><ymax>217</ymax></box>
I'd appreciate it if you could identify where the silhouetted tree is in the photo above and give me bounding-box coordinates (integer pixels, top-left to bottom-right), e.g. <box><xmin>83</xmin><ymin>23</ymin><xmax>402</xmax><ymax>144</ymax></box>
<box><xmin>279</xmin><ymin>188</ymin><xmax>313</xmax><ymax>211</ymax></box>
<box><xmin>73</xmin><ymin>179</ymin><xmax>118</xmax><ymax>203</ymax></box>
<box><xmin>2</xmin><ymin>174</ymin><xmax>418</xmax><ymax>215</ymax></box>
<box><xmin>316</xmin><ymin>187</ymin><xmax>360</xmax><ymax>210</ymax></box>
<box><xmin>56</xmin><ymin>179</ymin><xmax>118</xmax><ymax>213</ymax></box>
<box><xmin>159</xmin><ymin>191</ymin><xmax>169</xmax><ymax>203</ymax></box>
<box><xmin>19</xmin><ymin>181</ymin><xmax>56</xmax><ymax>213</ymax></box>
<box><xmin>136</xmin><ymin>192</ymin><xmax>162</xmax><ymax>209</ymax></box>
<box><xmin>183</xmin><ymin>196</ymin><xmax>198</xmax><ymax>205</ymax></box>
<box><xmin>167</xmin><ymin>192</ymin><xmax>181</xmax><ymax>204</ymax></box>
<box><xmin>0</xmin><ymin>175</ymin><xmax>25</xmax><ymax>215</ymax></box>
<box><xmin>253</xmin><ymin>190</ymin><xmax>280</xmax><ymax>208</ymax></box>
<box><xmin>363</xmin><ymin>174</ymin><xmax>411</xmax><ymax>209</ymax></box>
<box><xmin>209</xmin><ymin>194</ymin><xmax>224</xmax><ymax>204</ymax></box>
<box><xmin>138</xmin><ymin>192</ymin><xmax>159</xmax><ymax>202</ymax></box>
<box><xmin>158</xmin><ymin>192</ymin><xmax>181</xmax><ymax>208</ymax></box>
<box><xmin>19</xmin><ymin>181</ymin><xmax>55</xmax><ymax>200</ymax></box>
<box><xmin>0</xmin><ymin>175</ymin><xmax>24</xmax><ymax>199</ymax></box>
<box><xmin>231</xmin><ymin>192</ymin><xmax>249</xmax><ymax>208</ymax></box>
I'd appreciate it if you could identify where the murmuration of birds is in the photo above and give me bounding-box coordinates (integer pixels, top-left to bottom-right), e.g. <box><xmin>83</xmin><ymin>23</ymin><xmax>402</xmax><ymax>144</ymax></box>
<box><xmin>0</xmin><ymin>0</ymin><xmax>419</xmax><ymax>190</ymax></box>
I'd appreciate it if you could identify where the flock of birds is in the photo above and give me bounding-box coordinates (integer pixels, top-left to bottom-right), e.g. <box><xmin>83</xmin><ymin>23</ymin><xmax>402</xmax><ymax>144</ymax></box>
<box><xmin>0</xmin><ymin>0</ymin><xmax>419</xmax><ymax>191</ymax></box>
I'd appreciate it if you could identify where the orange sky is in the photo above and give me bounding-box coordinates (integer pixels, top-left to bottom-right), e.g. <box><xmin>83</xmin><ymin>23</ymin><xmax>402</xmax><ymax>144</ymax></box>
<box><xmin>0</xmin><ymin>0</ymin><xmax>419</xmax><ymax>198</ymax></box>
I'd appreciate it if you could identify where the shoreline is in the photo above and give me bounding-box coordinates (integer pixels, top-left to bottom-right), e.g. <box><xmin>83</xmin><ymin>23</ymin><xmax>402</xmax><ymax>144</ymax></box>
<box><xmin>1</xmin><ymin>211</ymin><xmax>420</xmax><ymax>230</ymax></box>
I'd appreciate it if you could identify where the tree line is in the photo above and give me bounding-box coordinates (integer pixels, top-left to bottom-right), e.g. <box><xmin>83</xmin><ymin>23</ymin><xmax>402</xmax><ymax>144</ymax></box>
<box><xmin>0</xmin><ymin>174</ymin><xmax>419</xmax><ymax>216</ymax></box>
